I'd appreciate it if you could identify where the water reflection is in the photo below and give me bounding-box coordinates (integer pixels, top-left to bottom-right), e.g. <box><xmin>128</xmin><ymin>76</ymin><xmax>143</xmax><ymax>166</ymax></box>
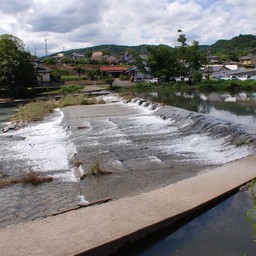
<box><xmin>140</xmin><ymin>191</ymin><xmax>256</xmax><ymax>256</ymax></box>
<box><xmin>247</xmin><ymin>180</ymin><xmax>256</xmax><ymax>243</ymax></box>
<box><xmin>135</xmin><ymin>91</ymin><xmax>256</xmax><ymax>128</ymax></box>
<box><xmin>0</xmin><ymin>107</ymin><xmax>17</xmax><ymax>129</ymax></box>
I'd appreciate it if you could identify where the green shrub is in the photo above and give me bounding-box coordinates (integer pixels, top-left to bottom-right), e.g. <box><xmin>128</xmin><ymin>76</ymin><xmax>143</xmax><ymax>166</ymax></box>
<box><xmin>60</xmin><ymin>84</ymin><xmax>83</xmax><ymax>93</ymax></box>
<box><xmin>60</xmin><ymin>75</ymin><xmax>84</xmax><ymax>81</ymax></box>
<box><xmin>119</xmin><ymin>75</ymin><xmax>129</xmax><ymax>81</ymax></box>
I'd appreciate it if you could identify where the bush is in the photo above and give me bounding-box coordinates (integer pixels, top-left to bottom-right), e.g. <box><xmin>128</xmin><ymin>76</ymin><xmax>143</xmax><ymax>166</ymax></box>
<box><xmin>60</xmin><ymin>84</ymin><xmax>83</xmax><ymax>93</ymax></box>
<box><xmin>61</xmin><ymin>75</ymin><xmax>84</xmax><ymax>81</ymax></box>
<box><xmin>119</xmin><ymin>75</ymin><xmax>129</xmax><ymax>81</ymax></box>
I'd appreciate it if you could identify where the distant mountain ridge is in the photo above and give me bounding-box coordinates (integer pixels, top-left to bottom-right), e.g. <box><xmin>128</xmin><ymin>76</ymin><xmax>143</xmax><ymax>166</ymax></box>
<box><xmin>209</xmin><ymin>34</ymin><xmax>256</xmax><ymax>56</ymax></box>
<box><xmin>53</xmin><ymin>34</ymin><xmax>256</xmax><ymax>58</ymax></box>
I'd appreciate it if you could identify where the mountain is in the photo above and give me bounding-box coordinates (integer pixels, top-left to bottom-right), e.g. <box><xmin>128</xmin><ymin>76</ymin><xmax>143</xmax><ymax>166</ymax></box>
<box><xmin>63</xmin><ymin>44</ymin><xmax>152</xmax><ymax>58</ymax></box>
<box><xmin>50</xmin><ymin>34</ymin><xmax>256</xmax><ymax>59</ymax></box>
<box><xmin>208</xmin><ymin>34</ymin><xmax>256</xmax><ymax>55</ymax></box>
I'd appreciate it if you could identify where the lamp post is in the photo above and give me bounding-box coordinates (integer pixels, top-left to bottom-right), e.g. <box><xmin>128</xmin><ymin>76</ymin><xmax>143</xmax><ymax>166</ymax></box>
<box><xmin>44</xmin><ymin>39</ymin><xmax>48</xmax><ymax>56</ymax></box>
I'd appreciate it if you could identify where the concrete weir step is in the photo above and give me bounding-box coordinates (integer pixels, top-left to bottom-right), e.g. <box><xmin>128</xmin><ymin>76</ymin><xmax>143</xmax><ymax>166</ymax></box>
<box><xmin>0</xmin><ymin>155</ymin><xmax>256</xmax><ymax>256</ymax></box>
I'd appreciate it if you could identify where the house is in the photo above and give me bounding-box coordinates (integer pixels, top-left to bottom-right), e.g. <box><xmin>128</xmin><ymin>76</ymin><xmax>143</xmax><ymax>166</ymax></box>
<box><xmin>206</xmin><ymin>65</ymin><xmax>230</xmax><ymax>74</ymax></box>
<box><xmin>52</xmin><ymin>53</ymin><xmax>65</xmax><ymax>63</ymax></box>
<box><xmin>31</xmin><ymin>59</ymin><xmax>52</xmax><ymax>84</ymax></box>
<box><xmin>107</xmin><ymin>56</ymin><xmax>118</xmax><ymax>65</ymax></box>
<box><xmin>100</xmin><ymin>66</ymin><xmax>128</xmax><ymax>77</ymax></box>
<box><xmin>208</xmin><ymin>56</ymin><xmax>221</xmax><ymax>64</ymax></box>
<box><xmin>72</xmin><ymin>52</ymin><xmax>85</xmax><ymax>60</ymax></box>
<box><xmin>92</xmin><ymin>51</ymin><xmax>103</xmax><ymax>61</ymax></box>
<box><xmin>120</xmin><ymin>52</ymin><xmax>132</xmax><ymax>63</ymax></box>
<box><xmin>239</xmin><ymin>55</ymin><xmax>256</xmax><ymax>67</ymax></box>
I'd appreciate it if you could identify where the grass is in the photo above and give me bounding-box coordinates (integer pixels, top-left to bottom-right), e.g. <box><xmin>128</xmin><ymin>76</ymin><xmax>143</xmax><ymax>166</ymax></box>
<box><xmin>59</xmin><ymin>84</ymin><xmax>83</xmax><ymax>93</ymax></box>
<box><xmin>10</xmin><ymin>100</ymin><xmax>57</xmax><ymax>122</ymax></box>
<box><xmin>58</xmin><ymin>95</ymin><xmax>97</xmax><ymax>107</ymax></box>
<box><xmin>10</xmin><ymin>95</ymin><xmax>105</xmax><ymax>122</ymax></box>
<box><xmin>0</xmin><ymin>170</ymin><xmax>53</xmax><ymax>187</ymax></box>
<box><xmin>247</xmin><ymin>179</ymin><xmax>256</xmax><ymax>242</ymax></box>
<box><xmin>86</xmin><ymin>159</ymin><xmax>113</xmax><ymax>176</ymax></box>
<box><xmin>60</xmin><ymin>75</ymin><xmax>85</xmax><ymax>81</ymax></box>
<box><xmin>131</xmin><ymin>80</ymin><xmax>256</xmax><ymax>93</ymax></box>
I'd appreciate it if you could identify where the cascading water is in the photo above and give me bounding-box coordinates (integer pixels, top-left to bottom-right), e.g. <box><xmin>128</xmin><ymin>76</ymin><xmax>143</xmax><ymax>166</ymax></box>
<box><xmin>0</xmin><ymin>97</ymin><xmax>255</xmax><ymax>227</ymax></box>
<box><xmin>0</xmin><ymin>108</ymin><xmax>80</xmax><ymax>227</ymax></box>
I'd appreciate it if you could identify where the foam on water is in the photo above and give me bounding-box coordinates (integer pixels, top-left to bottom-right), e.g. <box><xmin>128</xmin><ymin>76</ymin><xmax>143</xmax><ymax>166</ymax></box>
<box><xmin>124</xmin><ymin>99</ymin><xmax>255</xmax><ymax>166</ymax></box>
<box><xmin>157</xmin><ymin>134</ymin><xmax>253</xmax><ymax>165</ymax></box>
<box><xmin>0</xmin><ymin>109</ymin><xmax>77</xmax><ymax>180</ymax></box>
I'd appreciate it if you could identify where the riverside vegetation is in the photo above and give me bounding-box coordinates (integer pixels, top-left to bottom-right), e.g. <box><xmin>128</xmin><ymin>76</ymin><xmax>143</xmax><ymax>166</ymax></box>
<box><xmin>10</xmin><ymin>95</ymin><xmax>105</xmax><ymax>122</ymax></box>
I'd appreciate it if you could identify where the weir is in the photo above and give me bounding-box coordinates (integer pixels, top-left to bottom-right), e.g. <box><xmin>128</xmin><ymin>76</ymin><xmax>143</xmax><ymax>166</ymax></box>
<box><xmin>0</xmin><ymin>100</ymin><xmax>256</xmax><ymax>255</ymax></box>
<box><xmin>155</xmin><ymin>105</ymin><xmax>256</xmax><ymax>143</ymax></box>
<box><xmin>0</xmin><ymin>155</ymin><xmax>255</xmax><ymax>256</ymax></box>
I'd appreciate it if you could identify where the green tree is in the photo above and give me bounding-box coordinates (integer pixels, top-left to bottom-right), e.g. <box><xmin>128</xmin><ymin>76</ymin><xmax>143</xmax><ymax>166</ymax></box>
<box><xmin>0</xmin><ymin>34</ymin><xmax>37</xmax><ymax>98</ymax></box>
<box><xmin>178</xmin><ymin>33</ymin><xmax>187</xmax><ymax>47</ymax></box>
<box><xmin>147</xmin><ymin>45</ymin><xmax>178</xmax><ymax>80</ymax></box>
<box><xmin>104</xmin><ymin>77</ymin><xmax>114</xmax><ymax>89</ymax></box>
<box><xmin>74</xmin><ymin>66</ymin><xmax>86</xmax><ymax>77</ymax></box>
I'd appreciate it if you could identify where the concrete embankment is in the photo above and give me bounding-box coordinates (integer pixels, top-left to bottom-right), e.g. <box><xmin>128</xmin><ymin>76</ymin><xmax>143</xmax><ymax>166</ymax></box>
<box><xmin>0</xmin><ymin>155</ymin><xmax>255</xmax><ymax>256</ymax></box>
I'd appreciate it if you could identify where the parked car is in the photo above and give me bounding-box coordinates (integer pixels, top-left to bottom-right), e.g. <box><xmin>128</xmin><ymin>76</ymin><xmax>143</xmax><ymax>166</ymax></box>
<box><xmin>230</xmin><ymin>75</ymin><xmax>238</xmax><ymax>80</ymax></box>
<box><xmin>134</xmin><ymin>77</ymin><xmax>145</xmax><ymax>83</ymax></box>
<box><xmin>238</xmin><ymin>75</ymin><xmax>252</xmax><ymax>81</ymax></box>
<box><xmin>149</xmin><ymin>78</ymin><xmax>159</xmax><ymax>83</ymax></box>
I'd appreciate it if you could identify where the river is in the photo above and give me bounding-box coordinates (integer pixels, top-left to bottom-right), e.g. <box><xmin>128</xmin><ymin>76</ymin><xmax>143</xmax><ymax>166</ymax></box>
<box><xmin>132</xmin><ymin>90</ymin><xmax>256</xmax><ymax>256</ymax></box>
<box><xmin>0</xmin><ymin>92</ymin><xmax>256</xmax><ymax>255</ymax></box>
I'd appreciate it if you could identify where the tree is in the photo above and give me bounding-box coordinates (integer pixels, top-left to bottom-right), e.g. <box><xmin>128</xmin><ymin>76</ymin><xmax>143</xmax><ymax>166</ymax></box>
<box><xmin>104</xmin><ymin>77</ymin><xmax>114</xmax><ymax>89</ymax></box>
<box><xmin>0</xmin><ymin>34</ymin><xmax>37</xmax><ymax>98</ymax></box>
<box><xmin>147</xmin><ymin>45</ymin><xmax>178</xmax><ymax>79</ymax></box>
<box><xmin>74</xmin><ymin>66</ymin><xmax>85</xmax><ymax>77</ymax></box>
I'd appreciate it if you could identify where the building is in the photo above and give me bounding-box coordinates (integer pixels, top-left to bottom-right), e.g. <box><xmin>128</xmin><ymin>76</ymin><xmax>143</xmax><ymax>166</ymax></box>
<box><xmin>100</xmin><ymin>66</ymin><xmax>128</xmax><ymax>77</ymax></box>
<box><xmin>239</xmin><ymin>55</ymin><xmax>256</xmax><ymax>67</ymax></box>
<box><xmin>92</xmin><ymin>51</ymin><xmax>103</xmax><ymax>61</ymax></box>
<box><xmin>72</xmin><ymin>52</ymin><xmax>85</xmax><ymax>60</ymax></box>
<box><xmin>107</xmin><ymin>56</ymin><xmax>118</xmax><ymax>65</ymax></box>
<box><xmin>31</xmin><ymin>59</ymin><xmax>52</xmax><ymax>84</ymax></box>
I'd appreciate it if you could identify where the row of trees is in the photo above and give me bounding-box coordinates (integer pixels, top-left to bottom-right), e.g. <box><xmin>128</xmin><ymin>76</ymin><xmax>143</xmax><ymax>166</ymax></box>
<box><xmin>147</xmin><ymin>32</ymin><xmax>204</xmax><ymax>82</ymax></box>
<box><xmin>0</xmin><ymin>34</ymin><xmax>38</xmax><ymax>98</ymax></box>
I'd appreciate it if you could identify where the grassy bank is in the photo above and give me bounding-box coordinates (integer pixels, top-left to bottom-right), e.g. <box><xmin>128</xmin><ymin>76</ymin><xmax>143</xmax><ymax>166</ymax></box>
<box><xmin>11</xmin><ymin>100</ymin><xmax>58</xmax><ymax>122</ymax></box>
<box><xmin>131</xmin><ymin>80</ymin><xmax>256</xmax><ymax>92</ymax></box>
<box><xmin>10</xmin><ymin>95</ymin><xmax>106</xmax><ymax>122</ymax></box>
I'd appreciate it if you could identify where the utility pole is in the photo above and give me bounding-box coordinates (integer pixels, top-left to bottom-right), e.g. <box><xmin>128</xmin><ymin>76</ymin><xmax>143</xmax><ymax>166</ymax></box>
<box><xmin>44</xmin><ymin>39</ymin><xmax>48</xmax><ymax>56</ymax></box>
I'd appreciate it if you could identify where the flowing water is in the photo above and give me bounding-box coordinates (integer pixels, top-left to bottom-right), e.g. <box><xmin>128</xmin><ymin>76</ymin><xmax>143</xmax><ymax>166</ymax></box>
<box><xmin>130</xmin><ymin>91</ymin><xmax>256</xmax><ymax>255</ymax></box>
<box><xmin>0</xmin><ymin>92</ymin><xmax>256</xmax><ymax>241</ymax></box>
<box><xmin>0</xmin><ymin>108</ymin><xmax>80</xmax><ymax>227</ymax></box>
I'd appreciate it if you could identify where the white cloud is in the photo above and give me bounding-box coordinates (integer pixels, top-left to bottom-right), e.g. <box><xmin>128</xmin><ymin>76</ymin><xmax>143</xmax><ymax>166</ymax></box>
<box><xmin>0</xmin><ymin>0</ymin><xmax>255</xmax><ymax>56</ymax></box>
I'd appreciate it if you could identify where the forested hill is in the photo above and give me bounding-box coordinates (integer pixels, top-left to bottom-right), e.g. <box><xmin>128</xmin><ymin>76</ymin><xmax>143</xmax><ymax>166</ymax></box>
<box><xmin>54</xmin><ymin>34</ymin><xmax>256</xmax><ymax>58</ymax></box>
<box><xmin>64</xmin><ymin>44</ymin><xmax>152</xmax><ymax>57</ymax></box>
<box><xmin>208</xmin><ymin>34</ymin><xmax>256</xmax><ymax>56</ymax></box>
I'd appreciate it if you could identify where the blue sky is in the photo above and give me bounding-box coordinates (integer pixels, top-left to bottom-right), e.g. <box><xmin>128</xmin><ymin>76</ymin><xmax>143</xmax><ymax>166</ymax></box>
<box><xmin>0</xmin><ymin>0</ymin><xmax>255</xmax><ymax>56</ymax></box>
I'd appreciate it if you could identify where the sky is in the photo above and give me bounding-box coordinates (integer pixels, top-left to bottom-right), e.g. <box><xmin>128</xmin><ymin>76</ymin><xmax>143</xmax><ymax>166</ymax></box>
<box><xmin>0</xmin><ymin>0</ymin><xmax>255</xmax><ymax>56</ymax></box>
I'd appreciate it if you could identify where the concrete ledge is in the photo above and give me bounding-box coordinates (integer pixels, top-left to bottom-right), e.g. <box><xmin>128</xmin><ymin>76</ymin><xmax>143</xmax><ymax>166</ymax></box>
<box><xmin>0</xmin><ymin>155</ymin><xmax>255</xmax><ymax>256</ymax></box>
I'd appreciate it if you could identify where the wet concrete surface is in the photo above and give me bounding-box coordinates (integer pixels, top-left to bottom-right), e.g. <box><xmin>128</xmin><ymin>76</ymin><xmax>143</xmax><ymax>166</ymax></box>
<box><xmin>0</xmin><ymin>155</ymin><xmax>255</xmax><ymax>256</ymax></box>
<box><xmin>62</xmin><ymin>103</ymin><xmax>214</xmax><ymax>202</ymax></box>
